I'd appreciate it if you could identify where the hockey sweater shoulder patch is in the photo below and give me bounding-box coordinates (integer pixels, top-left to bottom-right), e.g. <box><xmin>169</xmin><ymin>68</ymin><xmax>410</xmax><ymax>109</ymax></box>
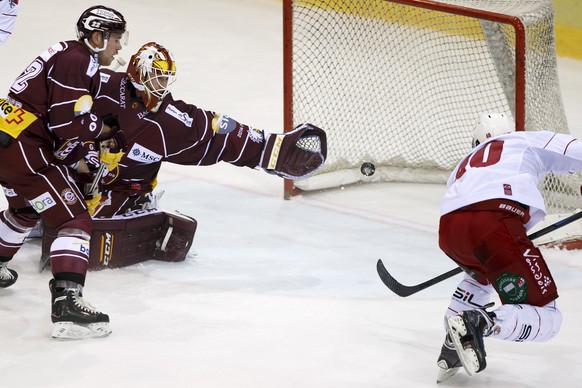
<box><xmin>0</xmin><ymin>97</ymin><xmax>38</xmax><ymax>138</ymax></box>
<box><xmin>165</xmin><ymin>103</ymin><xmax>193</xmax><ymax>127</ymax></box>
<box><xmin>39</xmin><ymin>42</ymin><xmax>65</xmax><ymax>62</ymax></box>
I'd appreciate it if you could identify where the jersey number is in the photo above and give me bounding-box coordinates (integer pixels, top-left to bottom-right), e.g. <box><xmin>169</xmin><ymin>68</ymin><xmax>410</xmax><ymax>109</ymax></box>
<box><xmin>455</xmin><ymin>140</ymin><xmax>504</xmax><ymax>180</ymax></box>
<box><xmin>10</xmin><ymin>59</ymin><xmax>44</xmax><ymax>94</ymax></box>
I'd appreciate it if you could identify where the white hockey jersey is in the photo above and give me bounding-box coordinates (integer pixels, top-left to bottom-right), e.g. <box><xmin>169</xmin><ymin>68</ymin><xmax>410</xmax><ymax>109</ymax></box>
<box><xmin>441</xmin><ymin>131</ymin><xmax>582</xmax><ymax>229</ymax></box>
<box><xmin>0</xmin><ymin>0</ymin><xmax>19</xmax><ymax>45</ymax></box>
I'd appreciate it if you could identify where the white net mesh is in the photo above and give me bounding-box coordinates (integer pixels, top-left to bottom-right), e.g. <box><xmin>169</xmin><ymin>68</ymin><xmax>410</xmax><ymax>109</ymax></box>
<box><xmin>287</xmin><ymin>0</ymin><xmax>580</xmax><ymax>213</ymax></box>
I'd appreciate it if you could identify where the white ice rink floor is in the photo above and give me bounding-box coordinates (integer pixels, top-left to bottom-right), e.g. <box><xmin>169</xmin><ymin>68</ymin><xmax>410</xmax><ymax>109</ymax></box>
<box><xmin>1</xmin><ymin>1</ymin><xmax>582</xmax><ymax>387</ymax></box>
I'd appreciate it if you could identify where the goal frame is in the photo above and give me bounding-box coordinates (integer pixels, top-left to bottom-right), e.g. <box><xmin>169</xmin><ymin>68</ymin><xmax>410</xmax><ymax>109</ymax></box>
<box><xmin>282</xmin><ymin>0</ymin><xmax>527</xmax><ymax>199</ymax></box>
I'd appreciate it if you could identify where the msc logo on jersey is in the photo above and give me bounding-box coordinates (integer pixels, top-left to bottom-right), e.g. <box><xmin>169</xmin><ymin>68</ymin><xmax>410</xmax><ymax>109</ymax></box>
<box><xmin>30</xmin><ymin>192</ymin><xmax>57</xmax><ymax>213</ymax></box>
<box><xmin>127</xmin><ymin>143</ymin><xmax>162</xmax><ymax>164</ymax></box>
<box><xmin>165</xmin><ymin>104</ymin><xmax>193</xmax><ymax>127</ymax></box>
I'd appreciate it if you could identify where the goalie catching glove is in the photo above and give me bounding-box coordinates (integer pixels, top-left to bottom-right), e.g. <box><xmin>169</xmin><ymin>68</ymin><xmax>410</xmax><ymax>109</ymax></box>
<box><xmin>260</xmin><ymin>123</ymin><xmax>327</xmax><ymax>179</ymax></box>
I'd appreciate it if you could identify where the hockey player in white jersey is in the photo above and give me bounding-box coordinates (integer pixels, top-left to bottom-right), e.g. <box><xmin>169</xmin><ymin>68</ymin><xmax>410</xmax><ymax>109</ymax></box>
<box><xmin>0</xmin><ymin>0</ymin><xmax>19</xmax><ymax>45</ymax></box>
<box><xmin>436</xmin><ymin>113</ymin><xmax>581</xmax><ymax>382</ymax></box>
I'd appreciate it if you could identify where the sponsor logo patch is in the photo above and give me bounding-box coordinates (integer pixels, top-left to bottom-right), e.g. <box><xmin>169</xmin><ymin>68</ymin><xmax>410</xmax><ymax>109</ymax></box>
<box><xmin>40</xmin><ymin>43</ymin><xmax>64</xmax><ymax>62</ymax></box>
<box><xmin>248</xmin><ymin>128</ymin><xmax>263</xmax><ymax>143</ymax></box>
<box><xmin>165</xmin><ymin>104</ymin><xmax>193</xmax><ymax>127</ymax></box>
<box><xmin>127</xmin><ymin>143</ymin><xmax>162</xmax><ymax>164</ymax></box>
<box><xmin>495</xmin><ymin>272</ymin><xmax>528</xmax><ymax>303</ymax></box>
<box><xmin>3</xmin><ymin>187</ymin><xmax>17</xmax><ymax>197</ymax></box>
<box><xmin>452</xmin><ymin>287</ymin><xmax>483</xmax><ymax>308</ymax></box>
<box><xmin>100</xmin><ymin>232</ymin><xmax>114</xmax><ymax>266</ymax></box>
<box><xmin>212</xmin><ymin>113</ymin><xmax>236</xmax><ymax>134</ymax></box>
<box><xmin>523</xmin><ymin>249</ymin><xmax>553</xmax><ymax>295</ymax></box>
<box><xmin>100</xmin><ymin>72</ymin><xmax>111</xmax><ymax>83</ymax></box>
<box><xmin>30</xmin><ymin>192</ymin><xmax>57</xmax><ymax>213</ymax></box>
<box><xmin>54</xmin><ymin>140</ymin><xmax>80</xmax><ymax>160</ymax></box>
<box><xmin>87</xmin><ymin>56</ymin><xmax>99</xmax><ymax>77</ymax></box>
<box><xmin>60</xmin><ymin>188</ymin><xmax>78</xmax><ymax>205</ymax></box>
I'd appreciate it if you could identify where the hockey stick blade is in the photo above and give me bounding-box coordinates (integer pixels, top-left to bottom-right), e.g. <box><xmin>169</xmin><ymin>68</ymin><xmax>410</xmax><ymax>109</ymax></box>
<box><xmin>377</xmin><ymin>259</ymin><xmax>462</xmax><ymax>297</ymax></box>
<box><xmin>377</xmin><ymin>210</ymin><xmax>582</xmax><ymax>297</ymax></box>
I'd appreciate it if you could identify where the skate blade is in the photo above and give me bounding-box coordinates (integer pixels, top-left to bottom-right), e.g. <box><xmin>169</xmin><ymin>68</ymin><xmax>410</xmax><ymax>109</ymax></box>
<box><xmin>436</xmin><ymin>360</ymin><xmax>460</xmax><ymax>383</ymax></box>
<box><xmin>52</xmin><ymin>321</ymin><xmax>112</xmax><ymax>340</ymax></box>
<box><xmin>445</xmin><ymin>316</ymin><xmax>480</xmax><ymax>376</ymax></box>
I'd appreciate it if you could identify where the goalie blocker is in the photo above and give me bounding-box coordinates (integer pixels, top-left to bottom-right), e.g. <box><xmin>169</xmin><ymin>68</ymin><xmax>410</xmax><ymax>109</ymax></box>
<box><xmin>40</xmin><ymin>209</ymin><xmax>197</xmax><ymax>271</ymax></box>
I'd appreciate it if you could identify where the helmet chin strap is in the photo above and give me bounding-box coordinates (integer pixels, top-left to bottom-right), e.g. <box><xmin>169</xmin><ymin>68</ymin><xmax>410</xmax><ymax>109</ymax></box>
<box><xmin>83</xmin><ymin>31</ymin><xmax>110</xmax><ymax>54</ymax></box>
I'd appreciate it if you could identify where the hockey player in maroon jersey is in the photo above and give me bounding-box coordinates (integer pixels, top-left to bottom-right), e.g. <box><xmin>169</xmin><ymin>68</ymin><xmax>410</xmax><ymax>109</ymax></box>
<box><xmin>435</xmin><ymin>113</ymin><xmax>581</xmax><ymax>382</ymax></box>
<box><xmin>37</xmin><ymin>42</ymin><xmax>325</xmax><ymax>271</ymax></box>
<box><xmin>39</xmin><ymin>41</ymin><xmax>325</xmax><ymax>270</ymax></box>
<box><xmin>0</xmin><ymin>5</ymin><xmax>128</xmax><ymax>339</ymax></box>
<box><xmin>87</xmin><ymin>42</ymin><xmax>326</xmax><ymax>219</ymax></box>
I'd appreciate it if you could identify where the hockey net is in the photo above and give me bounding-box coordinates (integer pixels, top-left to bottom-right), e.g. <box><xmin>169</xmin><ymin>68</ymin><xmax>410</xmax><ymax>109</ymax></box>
<box><xmin>283</xmin><ymin>0</ymin><xmax>582</xmax><ymax>219</ymax></box>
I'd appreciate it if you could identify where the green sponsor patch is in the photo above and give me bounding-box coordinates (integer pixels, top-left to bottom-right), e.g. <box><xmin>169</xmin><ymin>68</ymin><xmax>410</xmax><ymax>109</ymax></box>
<box><xmin>495</xmin><ymin>272</ymin><xmax>528</xmax><ymax>303</ymax></box>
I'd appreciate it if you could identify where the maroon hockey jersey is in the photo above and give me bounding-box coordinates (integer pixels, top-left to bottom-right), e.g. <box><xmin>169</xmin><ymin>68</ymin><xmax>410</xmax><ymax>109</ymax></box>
<box><xmin>7</xmin><ymin>40</ymin><xmax>105</xmax><ymax>151</ymax></box>
<box><xmin>93</xmin><ymin>69</ymin><xmax>267</xmax><ymax>195</ymax></box>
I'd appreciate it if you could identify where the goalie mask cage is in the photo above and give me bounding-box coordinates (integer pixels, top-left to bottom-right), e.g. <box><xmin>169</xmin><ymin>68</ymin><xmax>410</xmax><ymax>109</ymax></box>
<box><xmin>283</xmin><ymin>0</ymin><xmax>582</xmax><ymax>214</ymax></box>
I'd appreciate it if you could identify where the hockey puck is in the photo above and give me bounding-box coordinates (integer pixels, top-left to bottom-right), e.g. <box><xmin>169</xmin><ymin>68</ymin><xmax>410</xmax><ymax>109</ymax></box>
<box><xmin>360</xmin><ymin>162</ymin><xmax>376</xmax><ymax>177</ymax></box>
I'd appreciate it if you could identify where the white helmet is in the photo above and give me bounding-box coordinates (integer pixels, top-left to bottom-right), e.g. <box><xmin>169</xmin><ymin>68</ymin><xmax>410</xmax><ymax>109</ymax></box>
<box><xmin>127</xmin><ymin>42</ymin><xmax>177</xmax><ymax>112</ymax></box>
<box><xmin>472</xmin><ymin>112</ymin><xmax>514</xmax><ymax>147</ymax></box>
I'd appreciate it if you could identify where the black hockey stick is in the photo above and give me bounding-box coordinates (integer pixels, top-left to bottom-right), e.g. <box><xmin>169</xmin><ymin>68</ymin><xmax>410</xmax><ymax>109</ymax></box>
<box><xmin>377</xmin><ymin>210</ymin><xmax>582</xmax><ymax>297</ymax></box>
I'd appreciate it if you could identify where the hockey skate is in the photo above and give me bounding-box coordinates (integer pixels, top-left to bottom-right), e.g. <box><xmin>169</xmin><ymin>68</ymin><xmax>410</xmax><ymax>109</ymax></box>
<box><xmin>445</xmin><ymin>305</ymin><xmax>495</xmax><ymax>376</ymax></box>
<box><xmin>49</xmin><ymin>279</ymin><xmax>112</xmax><ymax>340</ymax></box>
<box><xmin>0</xmin><ymin>262</ymin><xmax>18</xmax><ymax>288</ymax></box>
<box><xmin>436</xmin><ymin>334</ymin><xmax>461</xmax><ymax>383</ymax></box>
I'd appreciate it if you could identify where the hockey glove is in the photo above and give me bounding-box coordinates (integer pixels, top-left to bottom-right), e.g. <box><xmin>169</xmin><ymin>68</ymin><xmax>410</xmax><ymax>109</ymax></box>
<box><xmin>97</xmin><ymin>114</ymin><xmax>121</xmax><ymax>141</ymax></box>
<box><xmin>260</xmin><ymin>123</ymin><xmax>327</xmax><ymax>179</ymax></box>
<box><xmin>99</xmin><ymin>130</ymin><xmax>127</xmax><ymax>171</ymax></box>
<box><xmin>83</xmin><ymin>141</ymin><xmax>100</xmax><ymax>171</ymax></box>
<box><xmin>100</xmin><ymin>149</ymin><xmax>124</xmax><ymax>171</ymax></box>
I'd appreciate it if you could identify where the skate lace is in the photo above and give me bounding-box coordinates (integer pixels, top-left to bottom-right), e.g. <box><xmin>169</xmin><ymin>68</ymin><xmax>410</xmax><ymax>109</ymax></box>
<box><xmin>0</xmin><ymin>265</ymin><xmax>14</xmax><ymax>280</ymax></box>
<box><xmin>476</xmin><ymin>302</ymin><xmax>496</xmax><ymax>336</ymax></box>
<box><xmin>71</xmin><ymin>293</ymin><xmax>100</xmax><ymax>314</ymax></box>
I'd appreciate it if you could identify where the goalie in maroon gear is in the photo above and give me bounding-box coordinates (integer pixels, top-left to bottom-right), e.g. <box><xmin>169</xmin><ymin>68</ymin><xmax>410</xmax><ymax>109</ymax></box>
<box><xmin>40</xmin><ymin>41</ymin><xmax>326</xmax><ymax>270</ymax></box>
<box><xmin>86</xmin><ymin>41</ymin><xmax>327</xmax><ymax>218</ymax></box>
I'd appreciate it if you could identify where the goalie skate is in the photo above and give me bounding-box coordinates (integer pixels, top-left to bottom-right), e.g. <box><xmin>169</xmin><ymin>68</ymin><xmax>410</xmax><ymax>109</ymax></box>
<box><xmin>444</xmin><ymin>307</ymin><xmax>494</xmax><ymax>376</ymax></box>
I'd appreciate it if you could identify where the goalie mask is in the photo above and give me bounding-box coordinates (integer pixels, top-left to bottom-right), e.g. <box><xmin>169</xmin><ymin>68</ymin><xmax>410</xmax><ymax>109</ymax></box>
<box><xmin>76</xmin><ymin>5</ymin><xmax>128</xmax><ymax>51</ymax></box>
<box><xmin>472</xmin><ymin>112</ymin><xmax>515</xmax><ymax>147</ymax></box>
<box><xmin>127</xmin><ymin>42</ymin><xmax>177</xmax><ymax>112</ymax></box>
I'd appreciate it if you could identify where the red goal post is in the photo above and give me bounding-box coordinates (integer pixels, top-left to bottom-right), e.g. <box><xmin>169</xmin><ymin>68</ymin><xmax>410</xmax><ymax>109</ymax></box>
<box><xmin>283</xmin><ymin>0</ymin><xmax>578</xmax><ymax>216</ymax></box>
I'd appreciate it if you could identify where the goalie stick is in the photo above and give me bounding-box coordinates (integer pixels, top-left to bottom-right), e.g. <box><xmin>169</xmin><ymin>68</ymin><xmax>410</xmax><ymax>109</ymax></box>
<box><xmin>377</xmin><ymin>209</ymin><xmax>582</xmax><ymax>297</ymax></box>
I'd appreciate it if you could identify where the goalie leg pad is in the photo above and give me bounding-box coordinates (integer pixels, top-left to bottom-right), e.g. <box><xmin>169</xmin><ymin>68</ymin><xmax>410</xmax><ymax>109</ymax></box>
<box><xmin>40</xmin><ymin>209</ymin><xmax>197</xmax><ymax>270</ymax></box>
<box><xmin>153</xmin><ymin>211</ymin><xmax>197</xmax><ymax>262</ymax></box>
